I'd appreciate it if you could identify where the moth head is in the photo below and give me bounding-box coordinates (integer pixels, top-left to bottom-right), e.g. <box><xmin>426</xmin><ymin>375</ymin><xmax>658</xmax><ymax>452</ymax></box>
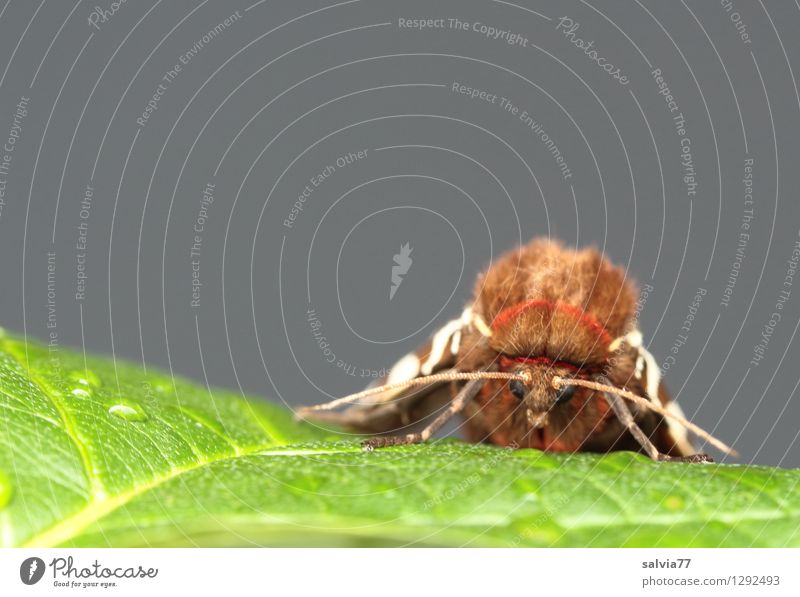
<box><xmin>501</xmin><ymin>357</ymin><xmax>582</xmax><ymax>425</ymax></box>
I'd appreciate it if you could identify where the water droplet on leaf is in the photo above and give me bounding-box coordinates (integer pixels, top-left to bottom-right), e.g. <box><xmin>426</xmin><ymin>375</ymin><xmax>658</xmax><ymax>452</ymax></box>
<box><xmin>68</xmin><ymin>369</ymin><xmax>101</xmax><ymax>387</ymax></box>
<box><xmin>108</xmin><ymin>403</ymin><xmax>148</xmax><ymax>422</ymax></box>
<box><xmin>71</xmin><ymin>387</ymin><xmax>91</xmax><ymax>398</ymax></box>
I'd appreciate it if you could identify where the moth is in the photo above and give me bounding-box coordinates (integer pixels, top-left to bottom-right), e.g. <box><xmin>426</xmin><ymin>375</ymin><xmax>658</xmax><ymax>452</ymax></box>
<box><xmin>299</xmin><ymin>238</ymin><xmax>736</xmax><ymax>463</ymax></box>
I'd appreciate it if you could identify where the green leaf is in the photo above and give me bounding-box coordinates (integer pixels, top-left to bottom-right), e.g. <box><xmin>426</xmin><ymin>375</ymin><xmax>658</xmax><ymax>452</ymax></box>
<box><xmin>1</xmin><ymin>330</ymin><xmax>799</xmax><ymax>547</ymax></box>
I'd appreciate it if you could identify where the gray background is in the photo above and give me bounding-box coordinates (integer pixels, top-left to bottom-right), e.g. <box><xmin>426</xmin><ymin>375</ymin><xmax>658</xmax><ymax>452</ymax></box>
<box><xmin>0</xmin><ymin>0</ymin><xmax>798</xmax><ymax>467</ymax></box>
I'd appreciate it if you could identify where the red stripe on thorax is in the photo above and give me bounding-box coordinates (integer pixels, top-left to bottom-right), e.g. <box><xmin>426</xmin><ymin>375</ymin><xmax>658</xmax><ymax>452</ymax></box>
<box><xmin>499</xmin><ymin>355</ymin><xmax>600</xmax><ymax>374</ymax></box>
<box><xmin>500</xmin><ymin>355</ymin><xmax>578</xmax><ymax>372</ymax></box>
<box><xmin>490</xmin><ymin>299</ymin><xmax>613</xmax><ymax>347</ymax></box>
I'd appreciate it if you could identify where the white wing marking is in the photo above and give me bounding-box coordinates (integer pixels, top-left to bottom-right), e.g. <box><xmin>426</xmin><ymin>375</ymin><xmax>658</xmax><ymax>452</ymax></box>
<box><xmin>420</xmin><ymin>307</ymin><xmax>476</xmax><ymax>375</ymax></box>
<box><xmin>386</xmin><ymin>352</ymin><xmax>421</xmax><ymax>385</ymax></box>
<box><xmin>637</xmin><ymin>344</ymin><xmax>662</xmax><ymax>404</ymax></box>
<box><xmin>665</xmin><ymin>400</ymin><xmax>695</xmax><ymax>454</ymax></box>
<box><xmin>610</xmin><ymin>329</ymin><xmax>660</xmax><ymax>403</ymax></box>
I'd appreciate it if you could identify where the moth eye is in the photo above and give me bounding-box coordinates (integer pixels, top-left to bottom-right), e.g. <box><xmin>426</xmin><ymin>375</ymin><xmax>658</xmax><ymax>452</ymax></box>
<box><xmin>555</xmin><ymin>384</ymin><xmax>577</xmax><ymax>404</ymax></box>
<box><xmin>509</xmin><ymin>379</ymin><xmax>527</xmax><ymax>400</ymax></box>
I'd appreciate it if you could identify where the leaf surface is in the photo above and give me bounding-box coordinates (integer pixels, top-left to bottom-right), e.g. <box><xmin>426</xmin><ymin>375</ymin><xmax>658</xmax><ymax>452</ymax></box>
<box><xmin>1</xmin><ymin>332</ymin><xmax>798</xmax><ymax>547</ymax></box>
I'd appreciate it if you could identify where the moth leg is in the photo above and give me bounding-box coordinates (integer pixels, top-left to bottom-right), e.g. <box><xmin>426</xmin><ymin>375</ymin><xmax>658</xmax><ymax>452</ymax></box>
<box><xmin>362</xmin><ymin>379</ymin><xmax>485</xmax><ymax>451</ymax></box>
<box><xmin>604</xmin><ymin>392</ymin><xmax>714</xmax><ymax>464</ymax></box>
<box><xmin>656</xmin><ymin>453</ymin><xmax>714</xmax><ymax>464</ymax></box>
<box><xmin>604</xmin><ymin>391</ymin><xmax>661</xmax><ymax>460</ymax></box>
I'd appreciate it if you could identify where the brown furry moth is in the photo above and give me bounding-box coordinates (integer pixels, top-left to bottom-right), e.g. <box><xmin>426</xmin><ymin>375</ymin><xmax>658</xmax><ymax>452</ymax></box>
<box><xmin>299</xmin><ymin>238</ymin><xmax>736</xmax><ymax>463</ymax></box>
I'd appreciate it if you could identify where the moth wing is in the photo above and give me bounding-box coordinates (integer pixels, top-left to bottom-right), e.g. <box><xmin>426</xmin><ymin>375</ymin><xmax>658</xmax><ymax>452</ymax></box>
<box><xmin>304</xmin><ymin>312</ymin><xmax>471</xmax><ymax>434</ymax></box>
<box><xmin>632</xmin><ymin>341</ymin><xmax>695</xmax><ymax>456</ymax></box>
<box><xmin>654</xmin><ymin>383</ymin><xmax>695</xmax><ymax>457</ymax></box>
